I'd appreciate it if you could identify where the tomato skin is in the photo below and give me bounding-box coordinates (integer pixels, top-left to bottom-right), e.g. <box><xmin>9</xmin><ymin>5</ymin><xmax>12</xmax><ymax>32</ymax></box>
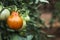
<box><xmin>7</xmin><ymin>11</ymin><xmax>23</xmax><ymax>30</ymax></box>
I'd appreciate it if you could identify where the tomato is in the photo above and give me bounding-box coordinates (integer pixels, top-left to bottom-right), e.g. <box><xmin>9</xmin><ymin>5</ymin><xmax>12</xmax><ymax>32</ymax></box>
<box><xmin>0</xmin><ymin>9</ymin><xmax>10</xmax><ymax>20</ymax></box>
<box><xmin>40</xmin><ymin>12</ymin><xmax>52</xmax><ymax>28</ymax></box>
<box><xmin>25</xmin><ymin>15</ymin><xmax>30</xmax><ymax>21</ymax></box>
<box><xmin>7</xmin><ymin>11</ymin><xmax>23</xmax><ymax>30</ymax></box>
<box><xmin>52</xmin><ymin>19</ymin><xmax>60</xmax><ymax>27</ymax></box>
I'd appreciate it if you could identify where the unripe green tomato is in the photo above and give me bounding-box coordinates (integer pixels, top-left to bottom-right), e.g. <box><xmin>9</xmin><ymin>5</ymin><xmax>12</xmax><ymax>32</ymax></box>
<box><xmin>0</xmin><ymin>5</ymin><xmax>3</xmax><ymax>11</ymax></box>
<box><xmin>22</xmin><ymin>20</ymin><xmax>26</xmax><ymax>28</ymax></box>
<box><xmin>20</xmin><ymin>20</ymin><xmax>26</xmax><ymax>30</ymax></box>
<box><xmin>25</xmin><ymin>15</ymin><xmax>30</xmax><ymax>21</ymax></box>
<box><xmin>0</xmin><ymin>9</ymin><xmax>10</xmax><ymax>20</ymax></box>
<box><xmin>0</xmin><ymin>3</ymin><xmax>4</xmax><ymax>11</ymax></box>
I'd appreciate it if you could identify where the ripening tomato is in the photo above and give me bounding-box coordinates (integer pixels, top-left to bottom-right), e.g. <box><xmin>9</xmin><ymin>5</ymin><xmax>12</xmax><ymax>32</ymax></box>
<box><xmin>52</xmin><ymin>19</ymin><xmax>60</xmax><ymax>27</ymax></box>
<box><xmin>7</xmin><ymin>11</ymin><xmax>23</xmax><ymax>30</ymax></box>
<box><xmin>40</xmin><ymin>12</ymin><xmax>52</xmax><ymax>27</ymax></box>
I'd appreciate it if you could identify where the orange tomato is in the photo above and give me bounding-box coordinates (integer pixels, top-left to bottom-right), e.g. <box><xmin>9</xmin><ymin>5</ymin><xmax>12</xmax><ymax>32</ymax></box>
<box><xmin>7</xmin><ymin>11</ymin><xmax>23</xmax><ymax>30</ymax></box>
<box><xmin>52</xmin><ymin>19</ymin><xmax>60</xmax><ymax>27</ymax></box>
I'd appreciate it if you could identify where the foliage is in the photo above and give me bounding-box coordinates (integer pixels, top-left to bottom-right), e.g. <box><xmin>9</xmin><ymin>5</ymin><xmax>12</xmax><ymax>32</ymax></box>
<box><xmin>0</xmin><ymin>0</ymin><xmax>59</xmax><ymax>40</ymax></box>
